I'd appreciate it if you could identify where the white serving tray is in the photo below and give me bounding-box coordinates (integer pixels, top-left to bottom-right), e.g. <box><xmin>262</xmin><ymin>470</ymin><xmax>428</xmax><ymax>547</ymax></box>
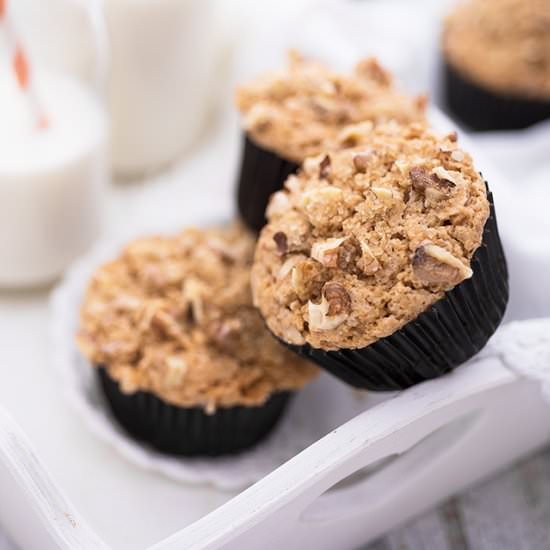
<box><xmin>2</xmin><ymin>107</ymin><xmax>550</xmax><ymax>550</ymax></box>
<box><xmin>2</xmin><ymin>319</ymin><xmax>550</xmax><ymax>550</ymax></box>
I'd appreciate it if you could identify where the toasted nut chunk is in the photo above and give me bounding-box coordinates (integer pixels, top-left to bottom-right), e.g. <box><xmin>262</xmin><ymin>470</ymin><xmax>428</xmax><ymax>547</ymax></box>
<box><xmin>307</xmin><ymin>282</ymin><xmax>351</xmax><ymax>331</ymax></box>
<box><xmin>359</xmin><ymin>241</ymin><xmax>380</xmax><ymax>275</ymax></box>
<box><xmin>336</xmin><ymin>121</ymin><xmax>374</xmax><ymax>148</ymax></box>
<box><xmin>291</xmin><ymin>259</ymin><xmax>326</xmax><ymax>299</ymax></box>
<box><xmin>319</xmin><ymin>155</ymin><xmax>331</xmax><ymax>179</ymax></box>
<box><xmin>451</xmin><ymin>150</ymin><xmax>465</xmax><ymax>162</ymax></box>
<box><xmin>282</xmin><ymin>324</ymin><xmax>306</xmax><ymax>345</ymax></box>
<box><xmin>206</xmin><ymin>237</ymin><xmax>250</xmax><ymax>264</ymax></box>
<box><xmin>431</xmin><ymin>166</ymin><xmax>460</xmax><ymax>186</ymax></box>
<box><xmin>409</xmin><ymin>167</ymin><xmax>455</xmax><ymax>199</ymax></box>
<box><xmin>285</xmin><ymin>175</ymin><xmax>302</xmax><ymax>193</ymax></box>
<box><xmin>273</xmin><ymin>232</ymin><xmax>288</xmax><ymax>256</ymax></box>
<box><xmin>209</xmin><ymin>318</ymin><xmax>242</xmax><ymax>353</ymax></box>
<box><xmin>243</xmin><ymin>103</ymin><xmax>273</xmax><ymax>133</ymax></box>
<box><xmin>413</xmin><ymin>243</ymin><xmax>473</xmax><ymax>284</ymax></box>
<box><xmin>302</xmin><ymin>185</ymin><xmax>342</xmax><ymax>205</ymax></box>
<box><xmin>323</xmin><ymin>282</ymin><xmax>352</xmax><ymax>316</ymax></box>
<box><xmin>311</xmin><ymin>237</ymin><xmax>347</xmax><ymax>267</ymax></box>
<box><xmin>302</xmin><ymin>186</ymin><xmax>342</xmax><ymax>205</ymax></box>
<box><xmin>266</xmin><ymin>191</ymin><xmax>291</xmax><ymax>218</ymax></box>
<box><xmin>394</xmin><ymin>158</ymin><xmax>410</xmax><ymax>175</ymax></box>
<box><xmin>353</xmin><ymin>151</ymin><xmax>373</xmax><ymax>173</ymax></box>
<box><xmin>278</xmin><ymin>254</ymin><xmax>307</xmax><ymax>280</ymax></box>
<box><xmin>372</xmin><ymin>187</ymin><xmax>401</xmax><ymax>203</ymax></box>
<box><xmin>182</xmin><ymin>277</ymin><xmax>206</xmax><ymax>323</ymax></box>
<box><xmin>337</xmin><ymin>238</ymin><xmax>361</xmax><ymax>272</ymax></box>
<box><xmin>165</xmin><ymin>356</ymin><xmax>188</xmax><ymax>387</ymax></box>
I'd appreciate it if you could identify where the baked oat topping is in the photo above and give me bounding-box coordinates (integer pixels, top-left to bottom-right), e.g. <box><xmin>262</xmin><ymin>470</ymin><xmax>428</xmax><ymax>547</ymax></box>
<box><xmin>444</xmin><ymin>0</ymin><xmax>550</xmax><ymax>99</ymax></box>
<box><xmin>236</xmin><ymin>51</ymin><xmax>426</xmax><ymax>163</ymax></box>
<box><xmin>77</xmin><ymin>224</ymin><xmax>317</xmax><ymax>410</ymax></box>
<box><xmin>251</xmin><ymin>123</ymin><xmax>489</xmax><ymax>350</ymax></box>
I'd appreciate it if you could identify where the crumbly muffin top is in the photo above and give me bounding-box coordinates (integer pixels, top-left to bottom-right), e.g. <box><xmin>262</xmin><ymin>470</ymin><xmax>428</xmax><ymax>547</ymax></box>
<box><xmin>251</xmin><ymin>123</ymin><xmax>489</xmax><ymax>351</ymax></box>
<box><xmin>235</xmin><ymin>51</ymin><xmax>427</xmax><ymax>163</ymax></box>
<box><xmin>77</xmin><ymin>224</ymin><xmax>317</xmax><ymax>411</ymax></box>
<box><xmin>444</xmin><ymin>0</ymin><xmax>550</xmax><ymax>100</ymax></box>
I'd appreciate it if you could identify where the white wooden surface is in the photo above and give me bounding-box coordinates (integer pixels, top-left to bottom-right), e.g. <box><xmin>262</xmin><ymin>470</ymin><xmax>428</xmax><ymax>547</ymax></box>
<box><xmin>2</xmin><ymin>439</ymin><xmax>550</xmax><ymax>549</ymax></box>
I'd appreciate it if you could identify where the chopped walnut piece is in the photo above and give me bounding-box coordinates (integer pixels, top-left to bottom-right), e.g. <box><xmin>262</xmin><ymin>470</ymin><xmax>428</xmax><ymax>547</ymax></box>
<box><xmin>310</xmin><ymin>237</ymin><xmax>347</xmax><ymax>267</ymax></box>
<box><xmin>165</xmin><ymin>356</ymin><xmax>188</xmax><ymax>387</ymax></box>
<box><xmin>266</xmin><ymin>191</ymin><xmax>291</xmax><ymax>219</ymax></box>
<box><xmin>319</xmin><ymin>155</ymin><xmax>331</xmax><ymax>179</ymax></box>
<box><xmin>335</xmin><ymin>121</ymin><xmax>375</xmax><ymax>149</ymax></box>
<box><xmin>282</xmin><ymin>325</ymin><xmax>306</xmax><ymax>345</ymax></box>
<box><xmin>451</xmin><ymin>150</ymin><xmax>465</xmax><ymax>162</ymax></box>
<box><xmin>372</xmin><ymin>187</ymin><xmax>401</xmax><ymax>203</ymax></box>
<box><xmin>273</xmin><ymin>232</ymin><xmax>288</xmax><ymax>256</ymax></box>
<box><xmin>291</xmin><ymin>259</ymin><xmax>326</xmax><ymax>299</ymax></box>
<box><xmin>431</xmin><ymin>166</ymin><xmax>461</xmax><ymax>186</ymax></box>
<box><xmin>413</xmin><ymin>243</ymin><xmax>473</xmax><ymax>284</ymax></box>
<box><xmin>359</xmin><ymin>241</ymin><xmax>380</xmax><ymax>275</ymax></box>
<box><xmin>243</xmin><ymin>103</ymin><xmax>273</xmax><ymax>133</ymax></box>
<box><xmin>209</xmin><ymin>318</ymin><xmax>243</xmax><ymax>353</ymax></box>
<box><xmin>352</xmin><ymin>151</ymin><xmax>373</xmax><ymax>173</ymax></box>
<box><xmin>409</xmin><ymin>167</ymin><xmax>455</xmax><ymax>200</ymax></box>
<box><xmin>182</xmin><ymin>277</ymin><xmax>207</xmax><ymax>324</ymax></box>
<box><xmin>278</xmin><ymin>254</ymin><xmax>307</xmax><ymax>279</ymax></box>
<box><xmin>323</xmin><ymin>282</ymin><xmax>352</xmax><ymax>316</ymax></box>
<box><xmin>307</xmin><ymin>282</ymin><xmax>351</xmax><ymax>331</ymax></box>
<box><xmin>337</xmin><ymin>238</ymin><xmax>361</xmax><ymax>272</ymax></box>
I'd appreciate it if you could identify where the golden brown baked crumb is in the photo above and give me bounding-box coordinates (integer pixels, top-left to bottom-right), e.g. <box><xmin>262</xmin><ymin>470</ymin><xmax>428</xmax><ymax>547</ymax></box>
<box><xmin>444</xmin><ymin>0</ymin><xmax>550</xmax><ymax>100</ymax></box>
<box><xmin>77</xmin><ymin>224</ymin><xmax>317</xmax><ymax>411</ymax></box>
<box><xmin>236</xmin><ymin>51</ymin><xmax>427</xmax><ymax>163</ymax></box>
<box><xmin>251</xmin><ymin>123</ymin><xmax>489</xmax><ymax>351</ymax></box>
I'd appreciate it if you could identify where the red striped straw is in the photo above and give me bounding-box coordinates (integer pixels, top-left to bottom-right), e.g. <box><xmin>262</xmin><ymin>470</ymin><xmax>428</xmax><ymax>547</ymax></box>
<box><xmin>0</xmin><ymin>0</ymin><xmax>48</xmax><ymax>129</ymax></box>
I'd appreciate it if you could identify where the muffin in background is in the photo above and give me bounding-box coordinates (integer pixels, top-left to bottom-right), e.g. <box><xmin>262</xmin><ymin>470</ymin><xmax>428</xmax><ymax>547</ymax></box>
<box><xmin>77</xmin><ymin>224</ymin><xmax>317</xmax><ymax>457</ymax></box>
<box><xmin>235</xmin><ymin>51</ymin><xmax>427</xmax><ymax>232</ymax></box>
<box><xmin>442</xmin><ymin>0</ymin><xmax>550</xmax><ymax>130</ymax></box>
<box><xmin>251</xmin><ymin>122</ymin><xmax>508</xmax><ymax>390</ymax></box>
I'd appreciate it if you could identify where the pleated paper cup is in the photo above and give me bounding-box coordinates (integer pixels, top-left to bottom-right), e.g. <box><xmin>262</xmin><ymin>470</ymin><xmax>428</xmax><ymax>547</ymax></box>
<box><xmin>98</xmin><ymin>368</ymin><xmax>292</xmax><ymax>457</ymax></box>
<box><xmin>237</xmin><ymin>135</ymin><xmax>299</xmax><ymax>233</ymax></box>
<box><xmin>442</xmin><ymin>60</ymin><xmax>550</xmax><ymax>131</ymax></box>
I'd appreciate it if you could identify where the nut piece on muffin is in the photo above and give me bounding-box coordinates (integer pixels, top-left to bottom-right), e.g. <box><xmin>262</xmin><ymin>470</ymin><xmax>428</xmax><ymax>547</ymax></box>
<box><xmin>442</xmin><ymin>0</ymin><xmax>550</xmax><ymax>129</ymax></box>
<box><xmin>77</xmin><ymin>224</ymin><xmax>317</xmax><ymax>456</ymax></box>
<box><xmin>251</xmin><ymin>122</ymin><xmax>490</xmax><ymax>352</ymax></box>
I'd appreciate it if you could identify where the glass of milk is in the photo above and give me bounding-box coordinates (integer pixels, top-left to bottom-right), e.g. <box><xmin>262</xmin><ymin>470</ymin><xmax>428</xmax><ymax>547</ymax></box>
<box><xmin>0</xmin><ymin>0</ymin><xmax>109</xmax><ymax>288</ymax></box>
<box><xmin>104</xmin><ymin>0</ymin><xmax>218</xmax><ymax>178</ymax></box>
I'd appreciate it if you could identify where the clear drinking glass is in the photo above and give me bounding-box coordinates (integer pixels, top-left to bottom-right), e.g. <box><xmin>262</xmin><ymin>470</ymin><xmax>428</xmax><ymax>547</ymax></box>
<box><xmin>0</xmin><ymin>0</ymin><xmax>109</xmax><ymax>287</ymax></box>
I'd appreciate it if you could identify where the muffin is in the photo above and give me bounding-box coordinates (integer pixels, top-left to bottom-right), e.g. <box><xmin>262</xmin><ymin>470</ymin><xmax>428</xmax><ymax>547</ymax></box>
<box><xmin>251</xmin><ymin>123</ymin><xmax>508</xmax><ymax>390</ymax></box>
<box><xmin>235</xmin><ymin>51</ymin><xmax>427</xmax><ymax>232</ymax></box>
<box><xmin>76</xmin><ymin>224</ymin><xmax>317</xmax><ymax>456</ymax></box>
<box><xmin>443</xmin><ymin>0</ymin><xmax>550</xmax><ymax>130</ymax></box>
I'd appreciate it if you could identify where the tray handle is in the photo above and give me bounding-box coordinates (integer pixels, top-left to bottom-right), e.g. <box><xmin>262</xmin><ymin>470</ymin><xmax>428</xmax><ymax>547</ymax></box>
<box><xmin>0</xmin><ymin>407</ymin><xmax>110</xmax><ymax>550</ymax></box>
<box><xmin>154</xmin><ymin>357</ymin><xmax>542</xmax><ymax>550</ymax></box>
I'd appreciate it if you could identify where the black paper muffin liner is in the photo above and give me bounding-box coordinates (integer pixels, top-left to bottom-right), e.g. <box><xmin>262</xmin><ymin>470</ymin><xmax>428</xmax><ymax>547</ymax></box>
<box><xmin>97</xmin><ymin>368</ymin><xmax>292</xmax><ymax>457</ymax></box>
<box><xmin>277</xmin><ymin>190</ymin><xmax>508</xmax><ymax>391</ymax></box>
<box><xmin>237</xmin><ymin>135</ymin><xmax>299</xmax><ymax>232</ymax></box>
<box><xmin>442</xmin><ymin>61</ymin><xmax>550</xmax><ymax>131</ymax></box>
